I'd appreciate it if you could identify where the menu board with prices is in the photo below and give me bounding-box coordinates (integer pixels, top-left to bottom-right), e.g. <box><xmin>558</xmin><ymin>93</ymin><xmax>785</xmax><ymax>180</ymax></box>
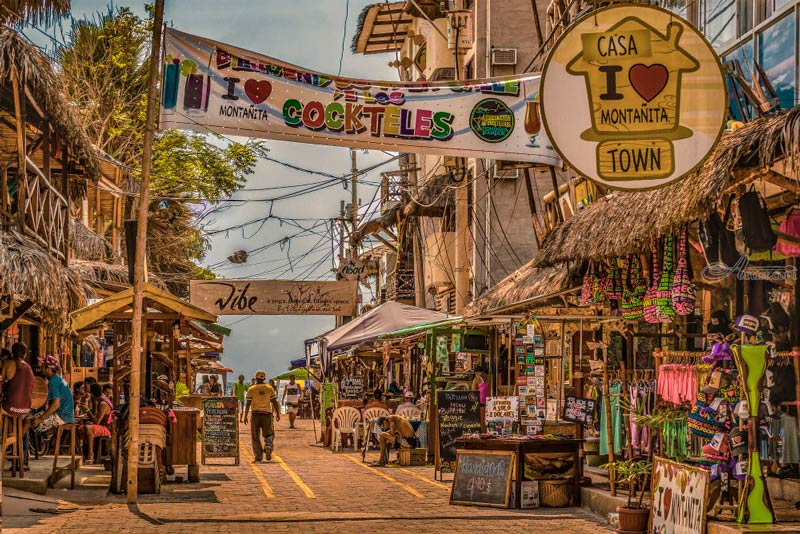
<box><xmin>202</xmin><ymin>396</ymin><xmax>239</xmax><ymax>465</ymax></box>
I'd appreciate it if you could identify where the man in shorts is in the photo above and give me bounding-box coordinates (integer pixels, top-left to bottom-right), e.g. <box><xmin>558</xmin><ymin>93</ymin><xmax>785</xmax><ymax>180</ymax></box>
<box><xmin>282</xmin><ymin>373</ymin><xmax>301</xmax><ymax>429</ymax></box>
<box><xmin>233</xmin><ymin>374</ymin><xmax>249</xmax><ymax>423</ymax></box>
<box><xmin>27</xmin><ymin>356</ymin><xmax>74</xmax><ymax>433</ymax></box>
<box><xmin>372</xmin><ymin>415</ymin><xmax>418</xmax><ymax>467</ymax></box>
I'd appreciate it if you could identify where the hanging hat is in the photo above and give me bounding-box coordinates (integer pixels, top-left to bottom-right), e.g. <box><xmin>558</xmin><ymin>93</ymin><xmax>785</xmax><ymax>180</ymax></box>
<box><xmin>729</xmin><ymin>427</ymin><xmax>748</xmax><ymax>457</ymax></box>
<box><xmin>708</xmin><ymin>310</ymin><xmax>732</xmax><ymax>334</ymax></box>
<box><xmin>762</xmin><ymin>302</ymin><xmax>790</xmax><ymax>330</ymax></box>
<box><xmin>733</xmin><ymin>315</ymin><xmax>760</xmax><ymax>335</ymax></box>
<box><xmin>703</xmin><ymin>342</ymin><xmax>734</xmax><ymax>363</ymax></box>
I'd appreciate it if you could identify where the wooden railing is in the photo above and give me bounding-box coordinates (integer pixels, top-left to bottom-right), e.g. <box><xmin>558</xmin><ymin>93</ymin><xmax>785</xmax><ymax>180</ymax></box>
<box><xmin>21</xmin><ymin>155</ymin><xmax>68</xmax><ymax>261</ymax></box>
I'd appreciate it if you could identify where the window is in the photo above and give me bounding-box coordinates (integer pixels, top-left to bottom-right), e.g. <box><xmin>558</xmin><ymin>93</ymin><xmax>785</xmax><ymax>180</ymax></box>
<box><xmin>758</xmin><ymin>13</ymin><xmax>796</xmax><ymax>109</ymax></box>
<box><xmin>704</xmin><ymin>0</ymin><xmax>737</xmax><ymax>47</ymax></box>
<box><xmin>723</xmin><ymin>39</ymin><xmax>755</xmax><ymax>120</ymax></box>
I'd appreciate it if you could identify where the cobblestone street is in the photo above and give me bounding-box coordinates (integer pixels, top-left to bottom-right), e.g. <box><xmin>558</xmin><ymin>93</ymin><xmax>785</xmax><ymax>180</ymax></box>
<box><xmin>4</xmin><ymin>418</ymin><xmax>612</xmax><ymax>533</ymax></box>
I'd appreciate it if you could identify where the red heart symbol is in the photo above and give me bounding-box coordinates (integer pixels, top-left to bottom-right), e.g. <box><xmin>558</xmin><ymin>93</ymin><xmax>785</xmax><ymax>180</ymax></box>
<box><xmin>628</xmin><ymin>64</ymin><xmax>669</xmax><ymax>102</ymax></box>
<box><xmin>244</xmin><ymin>79</ymin><xmax>272</xmax><ymax>104</ymax></box>
<box><xmin>663</xmin><ymin>487</ymin><xmax>673</xmax><ymax>520</ymax></box>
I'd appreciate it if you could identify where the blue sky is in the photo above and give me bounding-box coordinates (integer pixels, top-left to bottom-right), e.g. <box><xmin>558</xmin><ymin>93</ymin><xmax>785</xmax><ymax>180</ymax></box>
<box><xmin>60</xmin><ymin>0</ymin><xmax>398</xmax><ymax>381</ymax></box>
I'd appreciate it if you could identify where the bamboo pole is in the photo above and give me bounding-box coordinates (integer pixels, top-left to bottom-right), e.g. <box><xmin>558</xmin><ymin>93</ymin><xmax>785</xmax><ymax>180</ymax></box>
<box><xmin>11</xmin><ymin>67</ymin><xmax>26</xmax><ymax>233</ymax></box>
<box><xmin>127</xmin><ymin>0</ymin><xmax>164</xmax><ymax>503</ymax></box>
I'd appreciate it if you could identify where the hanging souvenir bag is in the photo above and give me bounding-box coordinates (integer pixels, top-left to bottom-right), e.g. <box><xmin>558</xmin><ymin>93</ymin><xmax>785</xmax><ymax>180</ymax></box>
<box><xmin>656</xmin><ymin>235</ymin><xmax>676</xmax><ymax>320</ymax></box>
<box><xmin>739</xmin><ymin>186</ymin><xmax>777</xmax><ymax>252</ymax></box>
<box><xmin>643</xmin><ymin>244</ymin><xmax>660</xmax><ymax>324</ymax></box>
<box><xmin>593</xmin><ymin>264</ymin><xmax>607</xmax><ymax>304</ymax></box>
<box><xmin>605</xmin><ymin>259</ymin><xmax>623</xmax><ymax>301</ymax></box>
<box><xmin>775</xmin><ymin>206</ymin><xmax>800</xmax><ymax>257</ymax></box>
<box><xmin>672</xmin><ymin>225</ymin><xmax>696</xmax><ymax>315</ymax></box>
<box><xmin>621</xmin><ymin>255</ymin><xmax>645</xmax><ymax>320</ymax></box>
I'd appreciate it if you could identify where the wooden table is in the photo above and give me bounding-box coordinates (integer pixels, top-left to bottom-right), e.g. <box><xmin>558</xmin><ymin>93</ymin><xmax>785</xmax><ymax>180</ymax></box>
<box><xmin>456</xmin><ymin>437</ymin><xmax>583</xmax><ymax>508</ymax></box>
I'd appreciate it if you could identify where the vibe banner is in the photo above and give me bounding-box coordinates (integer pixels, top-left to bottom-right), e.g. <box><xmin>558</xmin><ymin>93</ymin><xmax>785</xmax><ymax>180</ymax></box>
<box><xmin>160</xmin><ymin>28</ymin><xmax>561</xmax><ymax>166</ymax></box>
<box><xmin>189</xmin><ymin>279</ymin><xmax>357</xmax><ymax>316</ymax></box>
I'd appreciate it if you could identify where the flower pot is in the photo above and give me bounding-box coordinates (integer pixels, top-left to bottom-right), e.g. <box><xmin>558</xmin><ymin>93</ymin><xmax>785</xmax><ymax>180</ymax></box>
<box><xmin>616</xmin><ymin>506</ymin><xmax>649</xmax><ymax>534</ymax></box>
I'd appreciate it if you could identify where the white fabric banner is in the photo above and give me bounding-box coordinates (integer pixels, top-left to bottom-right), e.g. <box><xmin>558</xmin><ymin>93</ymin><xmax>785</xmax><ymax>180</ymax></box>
<box><xmin>160</xmin><ymin>28</ymin><xmax>561</xmax><ymax>166</ymax></box>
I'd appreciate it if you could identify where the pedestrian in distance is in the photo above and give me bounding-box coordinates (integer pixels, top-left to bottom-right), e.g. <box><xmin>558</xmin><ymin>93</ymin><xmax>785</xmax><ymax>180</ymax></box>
<box><xmin>233</xmin><ymin>374</ymin><xmax>249</xmax><ymax>423</ymax></box>
<box><xmin>243</xmin><ymin>370</ymin><xmax>281</xmax><ymax>462</ymax></box>
<box><xmin>282</xmin><ymin>373</ymin><xmax>301</xmax><ymax>429</ymax></box>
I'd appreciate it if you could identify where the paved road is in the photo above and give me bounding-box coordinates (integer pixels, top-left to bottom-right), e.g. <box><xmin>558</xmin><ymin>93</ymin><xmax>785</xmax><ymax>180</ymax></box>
<box><xmin>4</xmin><ymin>418</ymin><xmax>612</xmax><ymax>533</ymax></box>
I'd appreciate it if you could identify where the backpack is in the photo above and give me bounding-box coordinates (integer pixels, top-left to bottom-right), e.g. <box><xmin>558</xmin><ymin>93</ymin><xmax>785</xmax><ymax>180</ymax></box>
<box><xmin>739</xmin><ymin>187</ymin><xmax>777</xmax><ymax>252</ymax></box>
<box><xmin>699</xmin><ymin>195</ymin><xmax>740</xmax><ymax>267</ymax></box>
<box><xmin>672</xmin><ymin>225</ymin><xmax>696</xmax><ymax>315</ymax></box>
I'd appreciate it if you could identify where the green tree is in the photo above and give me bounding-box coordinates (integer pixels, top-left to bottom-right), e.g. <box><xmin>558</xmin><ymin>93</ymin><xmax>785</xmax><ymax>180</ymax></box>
<box><xmin>59</xmin><ymin>6</ymin><xmax>264</xmax><ymax>292</ymax></box>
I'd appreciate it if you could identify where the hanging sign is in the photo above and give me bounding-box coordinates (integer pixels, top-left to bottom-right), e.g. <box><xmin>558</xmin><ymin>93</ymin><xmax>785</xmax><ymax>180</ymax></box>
<box><xmin>336</xmin><ymin>257</ymin><xmax>367</xmax><ymax>282</ymax></box>
<box><xmin>160</xmin><ymin>28</ymin><xmax>561</xmax><ymax>166</ymax></box>
<box><xmin>189</xmin><ymin>279</ymin><xmax>357</xmax><ymax>315</ymax></box>
<box><xmin>540</xmin><ymin>5</ymin><xmax>726</xmax><ymax>190</ymax></box>
<box><xmin>651</xmin><ymin>457</ymin><xmax>709</xmax><ymax>534</ymax></box>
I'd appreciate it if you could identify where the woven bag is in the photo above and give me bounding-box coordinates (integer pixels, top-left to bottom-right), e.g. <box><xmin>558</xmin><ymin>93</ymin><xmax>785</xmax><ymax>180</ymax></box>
<box><xmin>605</xmin><ymin>259</ymin><xmax>623</xmax><ymax>301</ymax></box>
<box><xmin>643</xmin><ymin>244</ymin><xmax>660</xmax><ymax>324</ymax></box>
<box><xmin>672</xmin><ymin>225</ymin><xmax>696</xmax><ymax>315</ymax></box>
<box><xmin>621</xmin><ymin>255</ymin><xmax>645</xmax><ymax>320</ymax></box>
<box><xmin>656</xmin><ymin>236</ymin><xmax>676</xmax><ymax>320</ymax></box>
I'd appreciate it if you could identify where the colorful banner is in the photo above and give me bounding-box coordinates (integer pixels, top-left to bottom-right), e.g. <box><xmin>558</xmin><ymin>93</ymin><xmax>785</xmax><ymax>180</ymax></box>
<box><xmin>160</xmin><ymin>28</ymin><xmax>561</xmax><ymax>166</ymax></box>
<box><xmin>189</xmin><ymin>279</ymin><xmax>357</xmax><ymax>316</ymax></box>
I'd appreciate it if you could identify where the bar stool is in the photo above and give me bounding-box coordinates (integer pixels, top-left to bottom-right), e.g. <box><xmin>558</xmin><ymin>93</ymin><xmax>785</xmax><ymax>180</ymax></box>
<box><xmin>50</xmin><ymin>423</ymin><xmax>76</xmax><ymax>489</ymax></box>
<box><xmin>2</xmin><ymin>413</ymin><xmax>25</xmax><ymax>478</ymax></box>
<box><xmin>94</xmin><ymin>436</ymin><xmax>112</xmax><ymax>467</ymax></box>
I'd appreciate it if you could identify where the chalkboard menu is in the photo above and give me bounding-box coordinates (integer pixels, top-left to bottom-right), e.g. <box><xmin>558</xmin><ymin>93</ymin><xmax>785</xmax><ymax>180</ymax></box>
<box><xmin>436</xmin><ymin>390</ymin><xmax>481</xmax><ymax>473</ymax></box>
<box><xmin>450</xmin><ymin>450</ymin><xmax>515</xmax><ymax>508</ymax></box>
<box><xmin>562</xmin><ymin>396</ymin><xmax>596</xmax><ymax>425</ymax></box>
<box><xmin>340</xmin><ymin>376</ymin><xmax>364</xmax><ymax>400</ymax></box>
<box><xmin>202</xmin><ymin>396</ymin><xmax>239</xmax><ymax>465</ymax></box>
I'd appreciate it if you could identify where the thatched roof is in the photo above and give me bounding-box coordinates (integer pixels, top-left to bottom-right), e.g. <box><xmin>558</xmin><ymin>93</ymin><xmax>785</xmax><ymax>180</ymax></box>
<box><xmin>69</xmin><ymin>219</ymin><xmax>113</xmax><ymax>262</ymax></box>
<box><xmin>351</xmin><ymin>2</ymin><xmax>411</xmax><ymax>55</ymax></box>
<box><xmin>0</xmin><ymin>230</ymin><xmax>86</xmax><ymax>325</ymax></box>
<box><xmin>0</xmin><ymin>1</ymin><xmax>70</xmax><ymax>26</ymax></box>
<box><xmin>0</xmin><ymin>27</ymin><xmax>99</xmax><ymax>178</ymax></box>
<box><xmin>464</xmin><ymin>261</ymin><xmax>578</xmax><ymax>316</ymax></box>
<box><xmin>534</xmin><ymin>106</ymin><xmax>800</xmax><ymax>267</ymax></box>
<box><xmin>69</xmin><ymin>259</ymin><xmax>165</xmax><ymax>297</ymax></box>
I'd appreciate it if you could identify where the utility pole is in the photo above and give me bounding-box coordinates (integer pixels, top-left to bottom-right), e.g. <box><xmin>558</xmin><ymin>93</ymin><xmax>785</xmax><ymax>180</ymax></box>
<box><xmin>128</xmin><ymin>0</ymin><xmax>164</xmax><ymax>504</ymax></box>
<box><xmin>350</xmin><ymin>149</ymin><xmax>358</xmax><ymax>257</ymax></box>
<box><xmin>454</xmin><ymin>163</ymin><xmax>470</xmax><ymax>314</ymax></box>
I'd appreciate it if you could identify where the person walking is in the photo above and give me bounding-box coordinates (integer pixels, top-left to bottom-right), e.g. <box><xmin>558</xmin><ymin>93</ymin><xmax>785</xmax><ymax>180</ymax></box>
<box><xmin>243</xmin><ymin>370</ymin><xmax>280</xmax><ymax>462</ymax></box>
<box><xmin>282</xmin><ymin>374</ymin><xmax>301</xmax><ymax>429</ymax></box>
<box><xmin>233</xmin><ymin>374</ymin><xmax>249</xmax><ymax>423</ymax></box>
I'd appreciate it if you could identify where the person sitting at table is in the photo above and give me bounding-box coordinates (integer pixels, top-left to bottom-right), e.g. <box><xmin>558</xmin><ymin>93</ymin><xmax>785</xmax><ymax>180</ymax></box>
<box><xmin>371</xmin><ymin>415</ymin><xmax>418</xmax><ymax>467</ymax></box>
<box><xmin>73</xmin><ymin>381</ymin><xmax>90</xmax><ymax>418</ymax></box>
<box><xmin>396</xmin><ymin>391</ymin><xmax>417</xmax><ymax>412</ymax></box>
<box><xmin>365</xmin><ymin>389</ymin><xmax>388</xmax><ymax>410</ymax></box>
<box><xmin>84</xmin><ymin>383</ymin><xmax>113</xmax><ymax>462</ymax></box>
<box><xmin>1</xmin><ymin>342</ymin><xmax>34</xmax><ymax>417</ymax></box>
<box><xmin>26</xmin><ymin>356</ymin><xmax>74</xmax><ymax>434</ymax></box>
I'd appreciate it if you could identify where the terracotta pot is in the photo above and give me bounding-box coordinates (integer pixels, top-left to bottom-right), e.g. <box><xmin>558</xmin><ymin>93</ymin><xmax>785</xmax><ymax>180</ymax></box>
<box><xmin>616</xmin><ymin>506</ymin><xmax>649</xmax><ymax>534</ymax></box>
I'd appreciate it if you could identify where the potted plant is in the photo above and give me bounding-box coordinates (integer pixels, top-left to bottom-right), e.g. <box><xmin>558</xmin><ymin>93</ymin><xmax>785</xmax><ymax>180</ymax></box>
<box><xmin>601</xmin><ymin>459</ymin><xmax>652</xmax><ymax>534</ymax></box>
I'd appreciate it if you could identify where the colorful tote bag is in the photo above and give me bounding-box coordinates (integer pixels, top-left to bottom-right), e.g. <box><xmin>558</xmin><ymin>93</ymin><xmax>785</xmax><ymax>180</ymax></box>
<box><xmin>656</xmin><ymin>235</ymin><xmax>676</xmax><ymax>320</ymax></box>
<box><xmin>672</xmin><ymin>225</ymin><xmax>696</xmax><ymax>315</ymax></box>
<box><xmin>621</xmin><ymin>254</ymin><xmax>646</xmax><ymax>320</ymax></box>
<box><xmin>605</xmin><ymin>259</ymin><xmax>623</xmax><ymax>301</ymax></box>
<box><xmin>643</xmin><ymin>244</ymin><xmax>661</xmax><ymax>324</ymax></box>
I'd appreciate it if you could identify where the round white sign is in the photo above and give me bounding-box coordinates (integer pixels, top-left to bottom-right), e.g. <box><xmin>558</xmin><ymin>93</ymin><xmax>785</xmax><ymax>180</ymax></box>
<box><xmin>540</xmin><ymin>5</ymin><xmax>727</xmax><ymax>191</ymax></box>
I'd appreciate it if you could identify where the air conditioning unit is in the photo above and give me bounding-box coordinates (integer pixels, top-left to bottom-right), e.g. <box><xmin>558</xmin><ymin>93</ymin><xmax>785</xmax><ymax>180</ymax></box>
<box><xmin>493</xmin><ymin>168</ymin><xmax>519</xmax><ymax>179</ymax></box>
<box><xmin>492</xmin><ymin>48</ymin><xmax>517</xmax><ymax>66</ymax></box>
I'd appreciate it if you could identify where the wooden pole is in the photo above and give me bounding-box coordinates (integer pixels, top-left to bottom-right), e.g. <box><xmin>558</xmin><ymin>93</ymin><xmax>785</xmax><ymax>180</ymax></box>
<box><xmin>11</xmin><ymin>67</ymin><xmax>26</xmax><ymax>233</ymax></box>
<box><xmin>127</xmin><ymin>0</ymin><xmax>164</xmax><ymax>503</ymax></box>
<box><xmin>602</xmin><ymin>345</ymin><xmax>616</xmax><ymax>496</ymax></box>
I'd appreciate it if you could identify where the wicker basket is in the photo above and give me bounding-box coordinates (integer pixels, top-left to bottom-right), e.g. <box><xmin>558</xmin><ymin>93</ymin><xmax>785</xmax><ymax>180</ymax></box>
<box><xmin>539</xmin><ymin>479</ymin><xmax>571</xmax><ymax>507</ymax></box>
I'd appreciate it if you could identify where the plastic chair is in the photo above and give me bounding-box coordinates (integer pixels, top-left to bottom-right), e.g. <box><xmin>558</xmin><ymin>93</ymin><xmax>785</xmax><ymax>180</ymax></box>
<box><xmin>395</xmin><ymin>406</ymin><xmax>422</xmax><ymax>420</ymax></box>
<box><xmin>331</xmin><ymin>406</ymin><xmax>361</xmax><ymax>452</ymax></box>
<box><xmin>362</xmin><ymin>407</ymin><xmax>390</xmax><ymax>453</ymax></box>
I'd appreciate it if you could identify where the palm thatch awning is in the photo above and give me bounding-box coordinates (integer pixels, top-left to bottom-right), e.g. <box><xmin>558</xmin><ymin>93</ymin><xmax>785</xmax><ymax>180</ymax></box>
<box><xmin>0</xmin><ymin>230</ymin><xmax>86</xmax><ymax>325</ymax></box>
<box><xmin>351</xmin><ymin>2</ymin><xmax>412</xmax><ymax>55</ymax></box>
<box><xmin>69</xmin><ymin>259</ymin><xmax>165</xmax><ymax>297</ymax></box>
<box><xmin>0</xmin><ymin>27</ymin><xmax>99</xmax><ymax>178</ymax></box>
<box><xmin>534</xmin><ymin>106</ymin><xmax>800</xmax><ymax>267</ymax></box>
<box><xmin>69</xmin><ymin>219</ymin><xmax>112</xmax><ymax>262</ymax></box>
<box><xmin>68</xmin><ymin>282</ymin><xmax>216</xmax><ymax>332</ymax></box>
<box><xmin>464</xmin><ymin>261</ymin><xmax>578</xmax><ymax>316</ymax></box>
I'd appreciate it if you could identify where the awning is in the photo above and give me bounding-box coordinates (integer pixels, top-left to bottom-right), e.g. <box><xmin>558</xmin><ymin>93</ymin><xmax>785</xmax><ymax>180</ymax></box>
<box><xmin>69</xmin><ymin>282</ymin><xmax>217</xmax><ymax>331</ymax></box>
<box><xmin>351</xmin><ymin>2</ymin><xmax>413</xmax><ymax>55</ymax></box>
<box><xmin>289</xmin><ymin>355</ymin><xmax>319</xmax><ymax>370</ymax></box>
<box><xmin>272</xmin><ymin>369</ymin><xmax>312</xmax><ymax>382</ymax></box>
<box><xmin>195</xmin><ymin>360</ymin><xmax>233</xmax><ymax>373</ymax></box>
<box><xmin>380</xmin><ymin>317</ymin><xmax>463</xmax><ymax>339</ymax></box>
<box><xmin>323</xmin><ymin>301</ymin><xmax>449</xmax><ymax>351</ymax></box>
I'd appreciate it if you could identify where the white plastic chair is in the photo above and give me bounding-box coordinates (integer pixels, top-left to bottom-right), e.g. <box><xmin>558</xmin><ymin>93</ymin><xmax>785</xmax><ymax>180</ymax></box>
<box><xmin>331</xmin><ymin>406</ymin><xmax>362</xmax><ymax>452</ymax></box>
<box><xmin>362</xmin><ymin>407</ymin><xmax>390</xmax><ymax>453</ymax></box>
<box><xmin>395</xmin><ymin>406</ymin><xmax>422</xmax><ymax>420</ymax></box>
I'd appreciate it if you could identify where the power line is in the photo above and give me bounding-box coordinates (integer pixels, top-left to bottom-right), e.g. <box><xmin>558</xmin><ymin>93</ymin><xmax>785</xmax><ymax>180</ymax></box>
<box><xmin>338</xmin><ymin>0</ymin><xmax>350</xmax><ymax>77</ymax></box>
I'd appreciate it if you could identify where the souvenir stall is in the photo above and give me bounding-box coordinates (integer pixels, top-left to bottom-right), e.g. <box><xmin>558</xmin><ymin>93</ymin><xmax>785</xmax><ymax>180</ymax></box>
<box><xmin>68</xmin><ymin>283</ymin><xmax>221</xmax><ymax>492</ymax></box>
